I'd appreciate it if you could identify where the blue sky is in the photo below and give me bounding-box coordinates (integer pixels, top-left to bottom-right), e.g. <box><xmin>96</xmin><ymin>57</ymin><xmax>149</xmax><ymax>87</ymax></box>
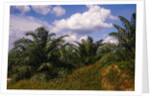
<box><xmin>9</xmin><ymin>4</ymin><xmax>136</xmax><ymax>50</ymax></box>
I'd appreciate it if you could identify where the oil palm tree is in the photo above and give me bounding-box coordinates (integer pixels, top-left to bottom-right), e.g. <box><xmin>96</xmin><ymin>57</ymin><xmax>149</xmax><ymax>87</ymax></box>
<box><xmin>97</xmin><ymin>13</ymin><xmax>136</xmax><ymax>77</ymax></box>
<box><xmin>109</xmin><ymin>13</ymin><xmax>136</xmax><ymax>57</ymax></box>
<box><xmin>75</xmin><ymin>37</ymin><xmax>103</xmax><ymax>67</ymax></box>
<box><xmin>8</xmin><ymin>27</ymin><xmax>68</xmax><ymax>81</ymax></box>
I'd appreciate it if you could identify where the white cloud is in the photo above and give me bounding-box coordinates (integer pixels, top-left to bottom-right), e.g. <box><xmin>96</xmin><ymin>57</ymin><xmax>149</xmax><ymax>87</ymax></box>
<box><xmin>52</xmin><ymin>6</ymin><xmax>66</xmax><ymax>16</ymax></box>
<box><xmin>51</xmin><ymin>5</ymin><xmax>114</xmax><ymax>34</ymax></box>
<box><xmin>79</xmin><ymin>36</ymin><xmax>88</xmax><ymax>42</ymax></box>
<box><xmin>109</xmin><ymin>15</ymin><xmax>119</xmax><ymax>20</ymax></box>
<box><xmin>102</xmin><ymin>36</ymin><xmax>118</xmax><ymax>44</ymax></box>
<box><xmin>9</xmin><ymin>15</ymin><xmax>51</xmax><ymax>50</ymax></box>
<box><xmin>32</xmin><ymin>5</ymin><xmax>51</xmax><ymax>15</ymax></box>
<box><xmin>15</xmin><ymin>6</ymin><xmax>31</xmax><ymax>15</ymax></box>
<box><xmin>64</xmin><ymin>33</ymin><xmax>77</xmax><ymax>42</ymax></box>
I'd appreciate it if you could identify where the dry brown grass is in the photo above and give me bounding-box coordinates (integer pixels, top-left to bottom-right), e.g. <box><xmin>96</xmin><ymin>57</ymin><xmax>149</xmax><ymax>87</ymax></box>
<box><xmin>7</xmin><ymin>63</ymin><xmax>134</xmax><ymax>90</ymax></box>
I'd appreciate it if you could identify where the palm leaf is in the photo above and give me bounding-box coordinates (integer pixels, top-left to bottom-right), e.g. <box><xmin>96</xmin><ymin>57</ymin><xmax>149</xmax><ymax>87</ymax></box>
<box><xmin>38</xmin><ymin>62</ymin><xmax>53</xmax><ymax>71</ymax></box>
<box><xmin>119</xmin><ymin>16</ymin><xmax>132</xmax><ymax>33</ymax></box>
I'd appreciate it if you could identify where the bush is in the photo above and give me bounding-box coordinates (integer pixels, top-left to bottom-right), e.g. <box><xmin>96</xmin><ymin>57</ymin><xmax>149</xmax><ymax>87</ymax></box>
<box><xmin>7</xmin><ymin>63</ymin><xmax>134</xmax><ymax>90</ymax></box>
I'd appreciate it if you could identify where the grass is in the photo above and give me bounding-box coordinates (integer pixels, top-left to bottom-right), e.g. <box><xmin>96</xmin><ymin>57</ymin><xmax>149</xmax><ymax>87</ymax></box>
<box><xmin>7</xmin><ymin>62</ymin><xmax>134</xmax><ymax>90</ymax></box>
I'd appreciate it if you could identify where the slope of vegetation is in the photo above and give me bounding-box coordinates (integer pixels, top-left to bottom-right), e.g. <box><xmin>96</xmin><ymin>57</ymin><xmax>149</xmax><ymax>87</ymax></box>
<box><xmin>7</xmin><ymin>62</ymin><xmax>134</xmax><ymax>90</ymax></box>
<box><xmin>7</xmin><ymin>13</ymin><xmax>136</xmax><ymax>90</ymax></box>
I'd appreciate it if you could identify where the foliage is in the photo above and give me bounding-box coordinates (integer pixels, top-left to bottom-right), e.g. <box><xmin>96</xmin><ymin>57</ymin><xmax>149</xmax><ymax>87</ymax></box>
<box><xmin>8</xmin><ymin>13</ymin><xmax>136</xmax><ymax>90</ymax></box>
<box><xmin>75</xmin><ymin>37</ymin><xmax>103</xmax><ymax>67</ymax></box>
<box><xmin>8</xmin><ymin>63</ymin><xmax>134</xmax><ymax>90</ymax></box>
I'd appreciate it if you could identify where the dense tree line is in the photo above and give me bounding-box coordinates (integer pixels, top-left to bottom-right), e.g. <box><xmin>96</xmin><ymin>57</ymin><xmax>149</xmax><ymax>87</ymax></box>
<box><xmin>8</xmin><ymin>13</ymin><xmax>136</xmax><ymax>83</ymax></box>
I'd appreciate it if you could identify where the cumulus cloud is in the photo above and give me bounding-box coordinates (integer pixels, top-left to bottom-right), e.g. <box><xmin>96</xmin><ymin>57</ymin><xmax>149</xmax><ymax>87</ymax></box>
<box><xmin>109</xmin><ymin>15</ymin><xmax>119</xmax><ymax>20</ymax></box>
<box><xmin>31</xmin><ymin>5</ymin><xmax>51</xmax><ymax>15</ymax></box>
<box><xmin>50</xmin><ymin>5</ymin><xmax>115</xmax><ymax>34</ymax></box>
<box><xmin>15</xmin><ymin>6</ymin><xmax>31</xmax><ymax>15</ymax></box>
<box><xmin>9</xmin><ymin>15</ymin><xmax>51</xmax><ymax>50</ymax></box>
<box><xmin>51</xmin><ymin>6</ymin><xmax>66</xmax><ymax>16</ymax></box>
<box><xmin>9</xmin><ymin>5</ymin><xmax>119</xmax><ymax>49</ymax></box>
<box><xmin>79</xmin><ymin>36</ymin><xmax>88</xmax><ymax>42</ymax></box>
<box><xmin>102</xmin><ymin>36</ymin><xmax>118</xmax><ymax>44</ymax></box>
<box><xmin>64</xmin><ymin>33</ymin><xmax>77</xmax><ymax>42</ymax></box>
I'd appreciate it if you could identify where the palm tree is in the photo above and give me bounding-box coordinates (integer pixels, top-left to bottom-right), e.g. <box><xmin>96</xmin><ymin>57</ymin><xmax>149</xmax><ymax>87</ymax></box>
<box><xmin>97</xmin><ymin>13</ymin><xmax>136</xmax><ymax>77</ymax></box>
<box><xmin>75</xmin><ymin>37</ymin><xmax>103</xmax><ymax>67</ymax></box>
<box><xmin>8</xmin><ymin>27</ymin><xmax>68</xmax><ymax>81</ymax></box>
<box><xmin>109</xmin><ymin>13</ymin><xmax>136</xmax><ymax>58</ymax></box>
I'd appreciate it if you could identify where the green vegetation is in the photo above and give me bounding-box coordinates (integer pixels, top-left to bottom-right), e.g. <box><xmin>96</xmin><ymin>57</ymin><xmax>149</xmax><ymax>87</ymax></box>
<box><xmin>7</xmin><ymin>13</ymin><xmax>136</xmax><ymax>90</ymax></box>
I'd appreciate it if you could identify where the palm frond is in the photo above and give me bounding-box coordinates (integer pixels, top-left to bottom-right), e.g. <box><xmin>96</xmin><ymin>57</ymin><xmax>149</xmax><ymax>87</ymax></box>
<box><xmin>119</xmin><ymin>16</ymin><xmax>132</xmax><ymax>33</ymax></box>
<box><xmin>38</xmin><ymin>62</ymin><xmax>53</xmax><ymax>71</ymax></box>
<box><xmin>14</xmin><ymin>37</ymin><xmax>32</xmax><ymax>46</ymax></box>
<box><xmin>26</xmin><ymin>31</ymin><xmax>40</xmax><ymax>45</ymax></box>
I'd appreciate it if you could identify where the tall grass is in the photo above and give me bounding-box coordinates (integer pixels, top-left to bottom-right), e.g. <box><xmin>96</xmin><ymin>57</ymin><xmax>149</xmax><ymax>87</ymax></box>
<box><xmin>8</xmin><ymin>63</ymin><xmax>134</xmax><ymax>90</ymax></box>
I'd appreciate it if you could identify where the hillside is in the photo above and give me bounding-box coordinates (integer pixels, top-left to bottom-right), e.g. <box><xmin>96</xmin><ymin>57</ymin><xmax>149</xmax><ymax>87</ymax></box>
<box><xmin>8</xmin><ymin>62</ymin><xmax>134</xmax><ymax>90</ymax></box>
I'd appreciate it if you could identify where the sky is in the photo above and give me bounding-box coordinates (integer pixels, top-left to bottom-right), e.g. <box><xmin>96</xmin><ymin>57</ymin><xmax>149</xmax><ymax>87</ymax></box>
<box><xmin>9</xmin><ymin>4</ymin><xmax>136</xmax><ymax>50</ymax></box>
